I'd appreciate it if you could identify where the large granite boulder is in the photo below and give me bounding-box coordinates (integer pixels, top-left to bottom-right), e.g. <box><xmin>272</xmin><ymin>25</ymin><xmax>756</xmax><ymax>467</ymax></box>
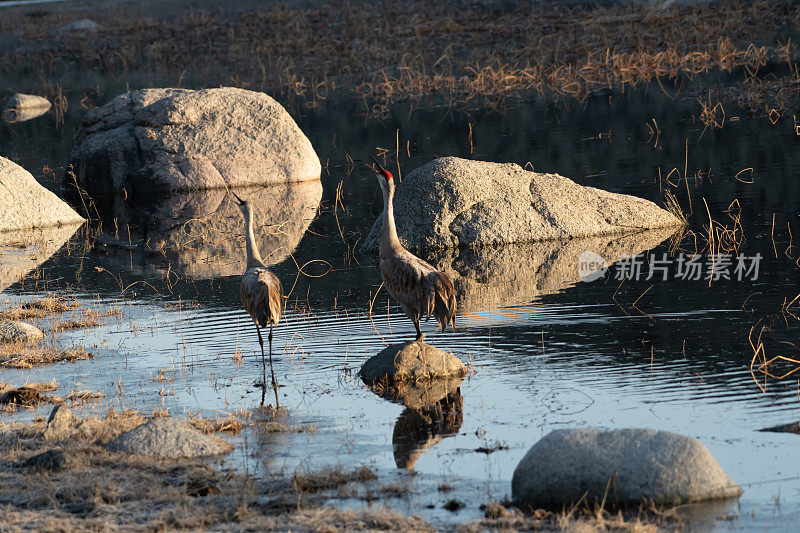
<box><xmin>512</xmin><ymin>428</ymin><xmax>743</xmax><ymax>509</ymax></box>
<box><xmin>361</xmin><ymin>157</ymin><xmax>681</xmax><ymax>252</ymax></box>
<box><xmin>68</xmin><ymin>87</ymin><xmax>321</xmax><ymax>195</ymax></box>
<box><xmin>359</xmin><ymin>340</ymin><xmax>466</xmax><ymax>384</ymax></box>
<box><xmin>0</xmin><ymin>157</ymin><xmax>84</xmax><ymax>232</ymax></box>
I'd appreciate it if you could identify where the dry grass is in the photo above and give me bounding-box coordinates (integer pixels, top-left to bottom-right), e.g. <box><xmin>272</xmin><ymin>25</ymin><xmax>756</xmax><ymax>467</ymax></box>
<box><xmin>0</xmin><ymin>341</ymin><xmax>93</xmax><ymax>369</ymax></box>
<box><xmin>0</xmin><ymin>296</ymin><xmax>80</xmax><ymax>321</ymax></box>
<box><xmin>292</xmin><ymin>465</ymin><xmax>378</xmax><ymax>493</ymax></box>
<box><xmin>1</xmin><ymin>1</ymin><xmax>798</xmax><ymax>117</ymax></box>
<box><xmin>49</xmin><ymin>307</ymin><xmax>120</xmax><ymax>333</ymax></box>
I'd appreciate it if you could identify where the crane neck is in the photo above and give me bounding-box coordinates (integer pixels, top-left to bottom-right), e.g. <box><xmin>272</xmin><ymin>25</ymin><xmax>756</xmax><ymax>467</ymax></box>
<box><xmin>244</xmin><ymin>206</ymin><xmax>265</xmax><ymax>269</ymax></box>
<box><xmin>381</xmin><ymin>186</ymin><xmax>403</xmax><ymax>256</ymax></box>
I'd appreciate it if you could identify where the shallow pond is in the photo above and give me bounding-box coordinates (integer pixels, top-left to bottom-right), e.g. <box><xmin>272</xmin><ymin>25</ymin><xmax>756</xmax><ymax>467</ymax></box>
<box><xmin>2</xmin><ymin>71</ymin><xmax>800</xmax><ymax>529</ymax></box>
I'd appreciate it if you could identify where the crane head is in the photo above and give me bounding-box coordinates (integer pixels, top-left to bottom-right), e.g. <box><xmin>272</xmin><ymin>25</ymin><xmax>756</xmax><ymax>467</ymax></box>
<box><xmin>369</xmin><ymin>154</ymin><xmax>393</xmax><ymax>181</ymax></box>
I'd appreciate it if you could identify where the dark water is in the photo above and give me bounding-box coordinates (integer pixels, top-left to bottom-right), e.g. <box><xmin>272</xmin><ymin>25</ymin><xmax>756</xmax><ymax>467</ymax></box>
<box><xmin>2</xmin><ymin>71</ymin><xmax>800</xmax><ymax>528</ymax></box>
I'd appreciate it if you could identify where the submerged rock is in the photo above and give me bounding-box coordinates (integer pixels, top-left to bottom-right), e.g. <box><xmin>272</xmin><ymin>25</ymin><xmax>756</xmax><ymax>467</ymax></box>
<box><xmin>359</xmin><ymin>340</ymin><xmax>466</xmax><ymax>384</ymax></box>
<box><xmin>512</xmin><ymin>428</ymin><xmax>743</xmax><ymax>509</ymax></box>
<box><xmin>0</xmin><ymin>157</ymin><xmax>84</xmax><ymax>233</ymax></box>
<box><xmin>362</xmin><ymin>157</ymin><xmax>681</xmax><ymax>252</ymax></box>
<box><xmin>106</xmin><ymin>417</ymin><xmax>233</xmax><ymax>458</ymax></box>
<box><xmin>0</xmin><ymin>321</ymin><xmax>44</xmax><ymax>343</ymax></box>
<box><xmin>68</xmin><ymin>87</ymin><xmax>321</xmax><ymax>195</ymax></box>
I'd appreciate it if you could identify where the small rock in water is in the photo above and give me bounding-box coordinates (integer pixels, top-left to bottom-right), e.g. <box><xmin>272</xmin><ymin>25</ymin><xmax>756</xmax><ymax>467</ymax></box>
<box><xmin>359</xmin><ymin>340</ymin><xmax>466</xmax><ymax>384</ymax></box>
<box><xmin>5</xmin><ymin>93</ymin><xmax>51</xmax><ymax>111</ymax></box>
<box><xmin>105</xmin><ymin>417</ymin><xmax>233</xmax><ymax>458</ymax></box>
<box><xmin>0</xmin><ymin>320</ymin><xmax>44</xmax><ymax>343</ymax></box>
<box><xmin>512</xmin><ymin>428</ymin><xmax>743</xmax><ymax>509</ymax></box>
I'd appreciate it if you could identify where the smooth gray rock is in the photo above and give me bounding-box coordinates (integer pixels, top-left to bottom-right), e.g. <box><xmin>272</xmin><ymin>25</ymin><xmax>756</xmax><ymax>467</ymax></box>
<box><xmin>43</xmin><ymin>405</ymin><xmax>78</xmax><ymax>441</ymax></box>
<box><xmin>69</xmin><ymin>87</ymin><xmax>321</xmax><ymax>195</ymax></box>
<box><xmin>359</xmin><ymin>341</ymin><xmax>466</xmax><ymax>384</ymax></box>
<box><xmin>512</xmin><ymin>428</ymin><xmax>743</xmax><ymax>509</ymax></box>
<box><xmin>105</xmin><ymin>417</ymin><xmax>233</xmax><ymax>458</ymax></box>
<box><xmin>362</xmin><ymin>157</ymin><xmax>681</xmax><ymax>252</ymax></box>
<box><xmin>0</xmin><ymin>157</ymin><xmax>84</xmax><ymax>233</ymax></box>
<box><xmin>0</xmin><ymin>321</ymin><xmax>44</xmax><ymax>343</ymax></box>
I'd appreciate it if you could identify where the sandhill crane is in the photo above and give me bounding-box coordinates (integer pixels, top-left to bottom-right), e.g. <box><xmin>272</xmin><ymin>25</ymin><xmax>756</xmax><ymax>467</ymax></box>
<box><xmin>232</xmin><ymin>192</ymin><xmax>283</xmax><ymax>407</ymax></box>
<box><xmin>368</xmin><ymin>155</ymin><xmax>456</xmax><ymax>340</ymax></box>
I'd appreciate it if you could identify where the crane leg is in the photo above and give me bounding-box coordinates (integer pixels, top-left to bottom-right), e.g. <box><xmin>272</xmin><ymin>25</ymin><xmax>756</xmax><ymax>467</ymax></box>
<box><xmin>269</xmin><ymin>324</ymin><xmax>279</xmax><ymax>408</ymax></box>
<box><xmin>414</xmin><ymin>320</ymin><xmax>424</xmax><ymax>342</ymax></box>
<box><xmin>256</xmin><ymin>324</ymin><xmax>280</xmax><ymax>408</ymax></box>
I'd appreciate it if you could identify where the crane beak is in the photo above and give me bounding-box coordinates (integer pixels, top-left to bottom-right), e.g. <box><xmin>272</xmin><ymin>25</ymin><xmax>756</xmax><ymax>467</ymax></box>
<box><xmin>231</xmin><ymin>191</ymin><xmax>244</xmax><ymax>205</ymax></box>
<box><xmin>369</xmin><ymin>154</ymin><xmax>388</xmax><ymax>174</ymax></box>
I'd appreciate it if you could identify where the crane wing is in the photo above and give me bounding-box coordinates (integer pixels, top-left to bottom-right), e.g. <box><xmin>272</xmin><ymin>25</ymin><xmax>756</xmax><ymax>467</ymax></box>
<box><xmin>240</xmin><ymin>267</ymin><xmax>283</xmax><ymax>327</ymax></box>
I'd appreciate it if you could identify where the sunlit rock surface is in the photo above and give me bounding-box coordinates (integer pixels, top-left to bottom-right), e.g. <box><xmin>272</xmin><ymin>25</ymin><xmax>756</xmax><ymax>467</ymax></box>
<box><xmin>512</xmin><ymin>428</ymin><xmax>743</xmax><ymax>509</ymax></box>
<box><xmin>3</xmin><ymin>93</ymin><xmax>51</xmax><ymax>122</ymax></box>
<box><xmin>0</xmin><ymin>157</ymin><xmax>84</xmax><ymax>233</ymax></box>
<box><xmin>362</xmin><ymin>157</ymin><xmax>681</xmax><ymax>252</ymax></box>
<box><xmin>0</xmin><ymin>224</ymin><xmax>83</xmax><ymax>292</ymax></box>
<box><xmin>359</xmin><ymin>340</ymin><xmax>466</xmax><ymax>384</ymax></box>
<box><xmin>68</xmin><ymin>87</ymin><xmax>321</xmax><ymax>195</ymax></box>
<box><xmin>431</xmin><ymin>227</ymin><xmax>679</xmax><ymax>312</ymax></box>
<box><xmin>92</xmin><ymin>181</ymin><xmax>321</xmax><ymax>278</ymax></box>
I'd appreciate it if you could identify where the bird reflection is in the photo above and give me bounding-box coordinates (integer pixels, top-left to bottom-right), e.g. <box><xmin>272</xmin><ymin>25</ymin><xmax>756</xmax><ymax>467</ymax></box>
<box><xmin>363</xmin><ymin>375</ymin><xmax>465</xmax><ymax>470</ymax></box>
<box><xmin>392</xmin><ymin>389</ymin><xmax>463</xmax><ymax>469</ymax></box>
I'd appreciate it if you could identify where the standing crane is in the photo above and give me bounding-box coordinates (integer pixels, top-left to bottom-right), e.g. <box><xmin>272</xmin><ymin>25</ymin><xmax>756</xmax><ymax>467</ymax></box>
<box><xmin>368</xmin><ymin>155</ymin><xmax>457</xmax><ymax>341</ymax></box>
<box><xmin>232</xmin><ymin>192</ymin><xmax>283</xmax><ymax>407</ymax></box>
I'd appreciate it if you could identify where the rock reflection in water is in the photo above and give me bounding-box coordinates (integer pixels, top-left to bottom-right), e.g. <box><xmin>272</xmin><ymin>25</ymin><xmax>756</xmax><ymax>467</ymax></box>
<box><xmin>365</xmin><ymin>376</ymin><xmax>464</xmax><ymax>470</ymax></box>
<box><xmin>2</xmin><ymin>107</ymin><xmax>49</xmax><ymax>123</ymax></box>
<box><xmin>94</xmin><ymin>180</ymin><xmax>322</xmax><ymax>278</ymax></box>
<box><xmin>428</xmin><ymin>227</ymin><xmax>679</xmax><ymax>312</ymax></box>
<box><xmin>0</xmin><ymin>224</ymin><xmax>83</xmax><ymax>292</ymax></box>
